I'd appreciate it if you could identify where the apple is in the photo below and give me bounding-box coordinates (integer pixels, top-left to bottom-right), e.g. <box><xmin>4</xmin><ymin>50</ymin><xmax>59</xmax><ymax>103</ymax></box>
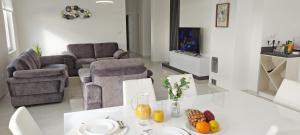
<box><xmin>204</xmin><ymin>110</ymin><xmax>215</xmax><ymax>122</ymax></box>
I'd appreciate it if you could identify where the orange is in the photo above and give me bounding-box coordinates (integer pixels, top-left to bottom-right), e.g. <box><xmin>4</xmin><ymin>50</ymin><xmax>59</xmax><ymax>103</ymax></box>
<box><xmin>196</xmin><ymin>121</ymin><xmax>210</xmax><ymax>134</ymax></box>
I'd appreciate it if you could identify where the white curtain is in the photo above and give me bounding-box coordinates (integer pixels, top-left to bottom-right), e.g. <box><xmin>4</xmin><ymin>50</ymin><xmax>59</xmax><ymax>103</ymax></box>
<box><xmin>1</xmin><ymin>0</ymin><xmax>13</xmax><ymax>11</ymax></box>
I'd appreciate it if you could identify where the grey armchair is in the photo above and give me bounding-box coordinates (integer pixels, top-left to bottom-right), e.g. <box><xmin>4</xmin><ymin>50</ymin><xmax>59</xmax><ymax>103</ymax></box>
<box><xmin>7</xmin><ymin>49</ymin><xmax>68</xmax><ymax>107</ymax></box>
<box><xmin>82</xmin><ymin>58</ymin><xmax>149</xmax><ymax>110</ymax></box>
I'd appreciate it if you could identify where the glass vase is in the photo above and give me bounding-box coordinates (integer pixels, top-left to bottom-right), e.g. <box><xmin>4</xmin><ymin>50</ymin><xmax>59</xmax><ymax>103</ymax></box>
<box><xmin>170</xmin><ymin>99</ymin><xmax>180</xmax><ymax>117</ymax></box>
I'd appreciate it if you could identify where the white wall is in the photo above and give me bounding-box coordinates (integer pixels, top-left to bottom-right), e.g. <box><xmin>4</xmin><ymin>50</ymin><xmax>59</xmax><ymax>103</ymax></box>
<box><xmin>180</xmin><ymin>0</ymin><xmax>212</xmax><ymax>56</ymax></box>
<box><xmin>231</xmin><ymin>0</ymin><xmax>264</xmax><ymax>91</ymax></box>
<box><xmin>209</xmin><ymin>0</ymin><xmax>264</xmax><ymax>91</ymax></box>
<box><xmin>151</xmin><ymin>0</ymin><xmax>170</xmax><ymax>62</ymax></box>
<box><xmin>209</xmin><ymin>0</ymin><xmax>237</xmax><ymax>89</ymax></box>
<box><xmin>0</xmin><ymin>3</ymin><xmax>9</xmax><ymax>99</ymax></box>
<box><xmin>262</xmin><ymin>0</ymin><xmax>300</xmax><ymax>44</ymax></box>
<box><xmin>14</xmin><ymin>0</ymin><xmax>127</xmax><ymax>56</ymax></box>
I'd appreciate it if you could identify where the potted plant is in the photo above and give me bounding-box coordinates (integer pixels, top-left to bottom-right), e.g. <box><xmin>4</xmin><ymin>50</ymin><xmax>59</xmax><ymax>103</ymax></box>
<box><xmin>32</xmin><ymin>43</ymin><xmax>42</xmax><ymax>56</ymax></box>
<box><xmin>163</xmin><ymin>77</ymin><xmax>190</xmax><ymax>117</ymax></box>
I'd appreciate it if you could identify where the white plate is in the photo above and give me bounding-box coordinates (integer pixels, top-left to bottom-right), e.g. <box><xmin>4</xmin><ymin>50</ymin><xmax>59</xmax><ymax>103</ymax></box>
<box><xmin>78</xmin><ymin>119</ymin><xmax>119</xmax><ymax>135</ymax></box>
<box><xmin>151</xmin><ymin>126</ymin><xmax>189</xmax><ymax>135</ymax></box>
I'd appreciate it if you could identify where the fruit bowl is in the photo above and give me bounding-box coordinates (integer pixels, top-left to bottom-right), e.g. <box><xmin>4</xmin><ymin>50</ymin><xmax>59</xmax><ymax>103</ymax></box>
<box><xmin>185</xmin><ymin>109</ymin><xmax>221</xmax><ymax>134</ymax></box>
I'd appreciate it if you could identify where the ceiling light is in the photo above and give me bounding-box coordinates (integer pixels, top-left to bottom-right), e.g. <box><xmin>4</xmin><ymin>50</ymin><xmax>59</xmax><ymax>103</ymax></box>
<box><xmin>96</xmin><ymin>0</ymin><xmax>114</xmax><ymax>4</ymax></box>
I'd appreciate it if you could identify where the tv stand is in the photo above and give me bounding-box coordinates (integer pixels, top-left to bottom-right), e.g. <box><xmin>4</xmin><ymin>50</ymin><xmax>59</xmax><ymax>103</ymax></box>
<box><xmin>169</xmin><ymin>51</ymin><xmax>209</xmax><ymax>77</ymax></box>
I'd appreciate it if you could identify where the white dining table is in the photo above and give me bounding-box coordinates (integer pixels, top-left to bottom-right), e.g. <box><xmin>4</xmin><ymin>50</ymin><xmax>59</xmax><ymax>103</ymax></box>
<box><xmin>64</xmin><ymin>90</ymin><xmax>300</xmax><ymax>135</ymax></box>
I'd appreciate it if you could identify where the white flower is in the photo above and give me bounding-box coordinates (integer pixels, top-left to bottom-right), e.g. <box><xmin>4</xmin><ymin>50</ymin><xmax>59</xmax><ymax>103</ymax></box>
<box><xmin>172</xmin><ymin>89</ymin><xmax>177</xmax><ymax>96</ymax></box>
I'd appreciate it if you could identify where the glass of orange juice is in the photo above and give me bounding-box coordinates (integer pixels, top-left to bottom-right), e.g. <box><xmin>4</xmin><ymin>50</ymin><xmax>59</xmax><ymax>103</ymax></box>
<box><xmin>133</xmin><ymin>93</ymin><xmax>151</xmax><ymax>126</ymax></box>
<box><xmin>153</xmin><ymin>102</ymin><xmax>164</xmax><ymax>123</ymax></box>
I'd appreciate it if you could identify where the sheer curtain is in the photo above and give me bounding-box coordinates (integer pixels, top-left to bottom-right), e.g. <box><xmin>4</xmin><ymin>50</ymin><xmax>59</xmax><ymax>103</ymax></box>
<box><xmin>169</xmin><ymin>0</ymin><xmax>180</xmax><ymax>51</ymax></box>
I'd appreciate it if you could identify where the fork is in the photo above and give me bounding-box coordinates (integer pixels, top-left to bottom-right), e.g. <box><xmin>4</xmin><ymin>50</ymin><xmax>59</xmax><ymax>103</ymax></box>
<box><xmin>180</xmin><ymin>128</ymin><xmax>192</xmax><ymax>135</ymax></box>
<box><xmin>105</xmin><ymin>116</ymin><xmax>125</xmax><ymax>129</ymax></box>
<box><xmin>117</xmin><ymin>120</ymin><xmax>126</xmax><ymax>129</ymax></box>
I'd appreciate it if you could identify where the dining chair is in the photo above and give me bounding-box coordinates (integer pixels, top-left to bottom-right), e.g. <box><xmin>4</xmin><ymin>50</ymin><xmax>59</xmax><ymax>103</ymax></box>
<box><xmin>122</xmin><ymin>78</ymin><xmax>156</xmax><ymax>106</ymax></box>
<box><xmin>273</xmin><ymin>79</ymin><xmax>300</xmax><ymax>112</ymax></box>
<box><xmin>167</xmin><ymin>74</ymin><xmax>197</xmax><ymax>98</ymax></box>
<box><xmin>9</xmin><ymin>107</ymin><xmax>42</xmax><ymax>135</ymax></box>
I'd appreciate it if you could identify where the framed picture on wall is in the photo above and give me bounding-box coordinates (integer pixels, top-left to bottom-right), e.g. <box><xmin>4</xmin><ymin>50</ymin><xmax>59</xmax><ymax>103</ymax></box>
<box><xmin>216</xmin><ymin>3</ymin><xmax>230</xmax><ymax>27</ymax></box>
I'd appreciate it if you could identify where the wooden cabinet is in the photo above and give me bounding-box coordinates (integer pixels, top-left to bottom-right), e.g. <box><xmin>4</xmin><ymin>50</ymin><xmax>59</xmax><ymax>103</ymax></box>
<box><xmin>258</xmin><ymin>54</ymin><xmax>300</xmax><ymax>96</ymax></box>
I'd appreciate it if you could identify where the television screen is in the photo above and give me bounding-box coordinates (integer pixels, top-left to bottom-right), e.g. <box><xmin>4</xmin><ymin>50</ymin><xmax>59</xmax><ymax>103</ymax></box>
<box><xmin>178</xmin><ymin>27</ymin><xmax>200</xmax><ymax>54</ymax></box>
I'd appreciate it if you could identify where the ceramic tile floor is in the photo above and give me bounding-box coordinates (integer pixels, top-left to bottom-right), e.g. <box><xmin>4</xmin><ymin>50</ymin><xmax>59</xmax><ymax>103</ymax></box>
<box><xmin>0</xmin><ymin>58</ymin><xmax>225</xmax><ymax>135</ymax></box>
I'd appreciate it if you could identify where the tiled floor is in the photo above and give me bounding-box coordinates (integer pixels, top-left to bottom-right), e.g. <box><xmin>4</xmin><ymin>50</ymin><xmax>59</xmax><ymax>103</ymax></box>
<box><xmin>0</xmin><ymin>58</ymin><xmax>225</xmax><ymax>135</ymax></box>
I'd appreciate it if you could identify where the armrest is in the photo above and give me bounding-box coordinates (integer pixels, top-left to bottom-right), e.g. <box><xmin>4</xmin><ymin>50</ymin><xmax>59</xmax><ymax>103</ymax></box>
<box><xmin>13</xmin><ymin>68</ymin><xmax>65</xmax><ymax>79</ymax></box>
<box><xmin>83</xmin><ymin>83</ymin><xmax>102</xmax><ymax>104</ymax></box>
<box><xmin>147</xmin><ymin>70</ymin><xmax>153</xmax><ymax>77</ymax></box>
<box><xmin>113</xmin><ymin>49</ymin><xmax>128</xmax><ymax>59</ymax></box>
<box><xmin>62</xmin><ymin>51</ymin><xmax>77</xmax><ymax>59</ymax></box>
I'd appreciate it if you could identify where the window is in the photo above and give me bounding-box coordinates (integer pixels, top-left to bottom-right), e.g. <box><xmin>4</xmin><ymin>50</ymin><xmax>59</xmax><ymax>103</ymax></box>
<box><xmin>2</xmin><ymin>0</ymin><xmax>16</xmax><ymax>53</ymax></box>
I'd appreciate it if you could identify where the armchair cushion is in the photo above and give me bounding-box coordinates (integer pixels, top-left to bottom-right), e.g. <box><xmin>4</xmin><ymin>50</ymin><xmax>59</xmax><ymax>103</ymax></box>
<box><xmin>40</xmin><ymin>55</ymin><xmax>68</xmax><ymax>66</ymax></box>
<box><xmin>27</xmin><ymin>49</ymin><xmax>41</xmax><ymax>68</ymax></box>
<box><xmin>94</xmin><ymin>42</ymin><xmax>119</xmax><ymax>58</ymax></box>
<box><xmin>68</xmin><ymin>43</ymin><xmax>95</xmax><ymax>58</ymax></box>
<box><xmin>13</xmin><ymin>68</ymin><xmax>65</xmax><ymax>79</ymax></box>
<box><xmin>113</xmin><ymin>49</ymin><xmax>127</xmax><ymax>59</ymax></box>
<box><xmin>42</xmin><ymin>64</ymin><xmax>67</xmax><ymax>71</ymax></box>
<box><xmin>19</xmin><ymin>52</ymin><xmax>38</xmax><ymax>69</ymax></box>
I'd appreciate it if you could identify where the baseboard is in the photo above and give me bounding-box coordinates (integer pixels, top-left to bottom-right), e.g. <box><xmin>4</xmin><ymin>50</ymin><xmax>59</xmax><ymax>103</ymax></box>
<box><xmin>162</xmin><ymin>62</ymin><xmax>209</xmax><ymax>80</ymax></box>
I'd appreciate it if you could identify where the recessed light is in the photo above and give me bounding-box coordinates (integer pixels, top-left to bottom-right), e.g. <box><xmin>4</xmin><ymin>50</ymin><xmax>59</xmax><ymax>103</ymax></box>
<box><xmin>96</xmin><ymin>0</ymin><xmax>114</xmax><ymax>4</ymax></box>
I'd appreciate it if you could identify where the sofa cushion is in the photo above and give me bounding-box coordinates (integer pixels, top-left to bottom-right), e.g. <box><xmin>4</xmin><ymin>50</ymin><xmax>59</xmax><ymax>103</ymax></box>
<box><xmin>27</xmin><ymin>49</ymin><xmax>41</xmax><ymax>68</ymax></box>
<box><xmin>96</xmin><ymin>57</ymin><xmax>114</xmax><ymax>61</ymax></box>
<box><xmin>94</xmin><ymin>42</ymin><xmax>119</xmax><ymax>58</ymax></box>
<box><xmin>68</xmin><ymin>43</ymin><xmax>95</xmax><ymax>58</ymax></box>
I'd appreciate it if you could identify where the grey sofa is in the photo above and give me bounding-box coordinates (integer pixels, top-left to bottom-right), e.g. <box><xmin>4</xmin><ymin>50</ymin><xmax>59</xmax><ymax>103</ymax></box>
<box><xmin>66</xmin><ymin>42</ymin><xmax>128</xmax><ymax>70</ymax></box>
<box><xmin>7</xmin><ymin>49</ymin><xmax>69</xmax><ymax>107</ymax></box>
<box><xmin>81</xmin><ymin>58</ymin><xmax>150</xmax><ymax>110</ymax></box>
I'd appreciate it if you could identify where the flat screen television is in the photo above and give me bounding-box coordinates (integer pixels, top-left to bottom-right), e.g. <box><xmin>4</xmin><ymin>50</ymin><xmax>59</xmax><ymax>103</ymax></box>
<box><xmin>178</xmin><ymin>27</ymin><xmax>201</xmax><ymax>54</ymax></box>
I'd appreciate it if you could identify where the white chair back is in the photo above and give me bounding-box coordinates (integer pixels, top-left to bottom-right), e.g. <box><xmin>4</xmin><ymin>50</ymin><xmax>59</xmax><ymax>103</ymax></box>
<box><xmin>9</xmin><ymin>107</ymin><xmax>42</xmax><ymax>135</ymax></box>
<box><xmin>123</xmin><ymin>78</ymin><xmax>156</xmax><ymax>106</ymax></box>
<box><xmin>167</xmin><ymin>74</ymin><xmax>197</xmax><ymax>98</ymax></box>
<box><xmin>274</xmin><ymin>79</ymin><xmax>300</xmax><ymax>112</ymax></box>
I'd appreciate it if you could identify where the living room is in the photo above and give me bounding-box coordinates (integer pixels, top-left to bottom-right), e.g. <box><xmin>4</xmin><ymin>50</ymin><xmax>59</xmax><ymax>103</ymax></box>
<box><xmin>1</xmin><ymin>0</ymin><xmax>300</xmax><ymax>135</ymax></box>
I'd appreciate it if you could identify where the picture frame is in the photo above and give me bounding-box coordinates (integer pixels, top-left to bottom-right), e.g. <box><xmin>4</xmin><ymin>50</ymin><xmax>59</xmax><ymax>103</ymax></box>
<box><xmin>216</xmin><ymin>3</ymin><xmax>230</xmax><ymax>27</ymax></box>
